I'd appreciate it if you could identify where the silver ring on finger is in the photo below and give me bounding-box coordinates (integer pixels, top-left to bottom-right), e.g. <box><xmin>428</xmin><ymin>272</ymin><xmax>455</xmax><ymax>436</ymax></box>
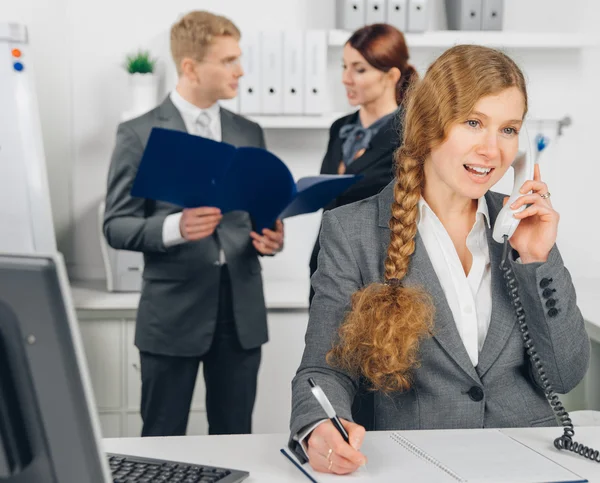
<box><xmin>540</xmin><ymin>191</ymin><xmax>551</xmax><ymax>199</ymax></box>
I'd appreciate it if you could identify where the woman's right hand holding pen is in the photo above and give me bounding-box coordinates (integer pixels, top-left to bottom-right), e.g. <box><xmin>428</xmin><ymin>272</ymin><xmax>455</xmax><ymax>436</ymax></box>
<box><xmin>306</xmin><ymin>419</ymin><xmax>367</xmax><ymax>474</ymax></box>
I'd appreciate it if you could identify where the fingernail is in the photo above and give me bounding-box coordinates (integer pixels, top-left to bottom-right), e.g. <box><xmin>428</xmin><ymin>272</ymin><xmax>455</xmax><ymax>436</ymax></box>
<box><xmin>510</xmin><ymin>202</ymin><xmax>517</xmax><ymax>208</ymax></box>
<box><xmin>360</xmin><ymin>459</ymin><xmax>367</xmax><ymax>467</ymax></box>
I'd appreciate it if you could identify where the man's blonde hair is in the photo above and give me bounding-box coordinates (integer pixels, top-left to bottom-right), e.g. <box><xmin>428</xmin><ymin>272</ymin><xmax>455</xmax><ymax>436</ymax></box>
<box><xmin>170</xmin><ymin>11</ymin><xmax>241</xmax><ymax>76</ymax></box>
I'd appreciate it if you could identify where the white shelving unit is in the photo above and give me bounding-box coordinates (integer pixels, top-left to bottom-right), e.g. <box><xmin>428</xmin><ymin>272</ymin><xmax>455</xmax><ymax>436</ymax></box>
<box><xmin>249</xmin><ymin>113</ymin><xmax>570</xmax><ymax>132</ymax></box>
<box><xmin>244</xmin><ymin>29</ymin><xmax>596</xmax><ymax>129</ymax></box>
<box><xmin>247</xmin><ymin>112</ymin><xmax>349</xmax><ymax>129</ymax></box>
<box><xmin>329</xmin><ymin>30</ymin><xmax>596</xmax><ymax>49</ymax></box>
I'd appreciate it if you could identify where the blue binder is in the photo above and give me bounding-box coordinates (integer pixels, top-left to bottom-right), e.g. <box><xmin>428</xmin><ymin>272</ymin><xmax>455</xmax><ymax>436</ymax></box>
<box><xmin>131</xmin><ymin>128</ymin><xmax>362</xmax><ymax>231</ymax></box>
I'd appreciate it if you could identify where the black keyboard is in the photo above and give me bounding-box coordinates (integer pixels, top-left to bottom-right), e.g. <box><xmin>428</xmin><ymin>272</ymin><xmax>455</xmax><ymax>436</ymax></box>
<box><xmin>107</xmin><ymin>453</ymin><xmax>249</xmax><ymax>483</ymax></box>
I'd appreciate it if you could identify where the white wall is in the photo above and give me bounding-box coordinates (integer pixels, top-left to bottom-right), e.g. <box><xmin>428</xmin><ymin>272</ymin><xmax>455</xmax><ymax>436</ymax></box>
<box><xmin>1</xmin><ymin>0</ymin><xmax>598</xmax><ymax>284</ymax></box>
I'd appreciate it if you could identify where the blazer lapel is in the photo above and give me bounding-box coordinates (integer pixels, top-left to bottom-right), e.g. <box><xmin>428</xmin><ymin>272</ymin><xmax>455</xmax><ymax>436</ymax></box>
<box><xmin>377</xmin><ymin>184</ymin><xmax>481</xmax><ymax>383</ymax></box>
<box><xmin>220</xmin><ymin>108</ymin><xmax>242</xmax><ymax>145</ymax></box>
<box><xmin>476</xmin><ymin>193</ymin><xmax>518</xmax><ymax>377</ymax></box>
<box><xmin>156</xmin><ymin>95</ymin><xmax>187</xmax><ymax>133</ymax></box>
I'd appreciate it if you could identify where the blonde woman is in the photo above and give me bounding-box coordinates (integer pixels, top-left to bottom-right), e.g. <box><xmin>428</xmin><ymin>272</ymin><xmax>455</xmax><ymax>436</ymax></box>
<box><xmin>289</xmin><ymin>45</ymin><xmax>589</xmax><ymax>475</ymax></box>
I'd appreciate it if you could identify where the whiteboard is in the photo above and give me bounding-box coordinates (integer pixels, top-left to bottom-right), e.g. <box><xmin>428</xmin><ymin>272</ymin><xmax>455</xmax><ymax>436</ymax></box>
<box><xmin>0</xmin><ymin>23</ymin><xmax>56</xmax><ymax>254</ymax></box>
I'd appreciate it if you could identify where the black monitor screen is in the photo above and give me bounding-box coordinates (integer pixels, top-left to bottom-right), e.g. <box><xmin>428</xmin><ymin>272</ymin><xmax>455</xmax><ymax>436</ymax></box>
<box><xmin>0</xmin><ymin>254</ymin><xmax>110</xmax><ymax>482</ymax></box>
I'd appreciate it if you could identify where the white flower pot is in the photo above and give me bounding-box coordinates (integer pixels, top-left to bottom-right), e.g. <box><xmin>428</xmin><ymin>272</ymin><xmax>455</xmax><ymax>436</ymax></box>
<box><xmin>129</xmin><ymin>72</ymin><xmax>158</xmax><ymax>116</ymax></box>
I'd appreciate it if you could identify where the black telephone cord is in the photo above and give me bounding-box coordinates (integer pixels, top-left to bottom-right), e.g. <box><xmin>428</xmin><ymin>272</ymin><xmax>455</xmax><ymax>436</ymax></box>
<box><xmin>500</xmin><ymin>236</ymin><xmax>599</xmax><ymax>463</ymax></box>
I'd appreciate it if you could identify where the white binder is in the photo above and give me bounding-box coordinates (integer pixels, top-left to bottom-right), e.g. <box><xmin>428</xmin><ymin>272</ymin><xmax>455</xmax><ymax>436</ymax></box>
<box><xmin>386</xmin><ymin>0</ymin><xmax>408</xmax><ymax>31</ymax></box>
<box><xmin>219</xmin><ymin>96</ymin><xmax>240</xmax><ymax>113</ymax></box>
<box><xmin>239</xmin><ymin>30</ymin><xmax>261</xmax><ymax>114</ymax></box>
<box><xmin>336</xmin><ymin>0</ymin><xmax>366</xmax><ymax>30</ymax></box>
<box><xmin>445</xmin><ymin>0</ymin><xmax>482</xmax><ymax>31</ymax></box>
<box><xmin>303</xmin><ymin>30</ymin><xmax>327</xmax><ymax>115</ymax></box>
<box><xmin>481</xmin><ymin>0</ymin><xmax>503</xmax><ymax>30</ymax></box>
<box><xmin>282</xmin><ymin>30</ymin><xmax>304</xmax><ymax>115</ymax></box>
<box><xmin>407</xmin><ymin>0</ymin><xmax>428</xmax><ymax>32</ymax></box>
<box><xmin>260</xmin><ymin>31</ymin><xmax>283</xmax><ymax>114</ymax></box>
<box><xmin>366</xmin><ymin>0</ymin><xmax>386</xmax><ymax>24</ymax></box>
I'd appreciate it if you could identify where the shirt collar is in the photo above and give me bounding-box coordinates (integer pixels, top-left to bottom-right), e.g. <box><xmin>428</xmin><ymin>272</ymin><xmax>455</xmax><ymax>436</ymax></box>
<box><xmin>418</xmin><ymin>196</ymin><xmax>491</xmax><ymax>229</ymax></box>
<box><xmin>170</xmin><ymin>89</ymin><xmax>220</xmax><ymax>122</ymax></box>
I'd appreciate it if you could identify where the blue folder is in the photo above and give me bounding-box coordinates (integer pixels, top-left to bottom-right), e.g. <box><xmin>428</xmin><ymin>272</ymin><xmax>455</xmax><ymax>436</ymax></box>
<box><xmin>131</xmin><ymin>128</ymin><xmax>362</xmax><ymax>231</ymax></box>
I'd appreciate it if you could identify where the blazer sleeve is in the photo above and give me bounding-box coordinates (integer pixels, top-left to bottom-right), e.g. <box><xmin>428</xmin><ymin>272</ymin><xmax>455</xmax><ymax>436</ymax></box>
<box><xmin>509</xmin><ymin>244</ymin><xmax>590</xmax><ymax>394</ymax></box>
<box><xmin>289</xmin><ymin>209</ymin><xmax>361</xmax><ymax>462</ymax></box>
<box><xmin>103</xmin><ymin>123</ymin><xmax>168</xmax><ymax>253</ymax></box>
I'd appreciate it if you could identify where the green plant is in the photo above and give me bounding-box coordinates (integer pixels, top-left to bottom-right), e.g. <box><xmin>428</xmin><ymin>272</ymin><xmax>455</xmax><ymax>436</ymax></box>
<box><xmin>124</xmin><ymin>50</ymin><xmax>156</xmax><ymax>74</ymax></box>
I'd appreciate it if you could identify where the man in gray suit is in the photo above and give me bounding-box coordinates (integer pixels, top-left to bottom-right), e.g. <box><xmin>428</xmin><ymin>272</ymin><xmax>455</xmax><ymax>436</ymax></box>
<box><xmin>104</xmin><ymin>11</ymin><xmax>284</xmax><ymax>437</ymax></box>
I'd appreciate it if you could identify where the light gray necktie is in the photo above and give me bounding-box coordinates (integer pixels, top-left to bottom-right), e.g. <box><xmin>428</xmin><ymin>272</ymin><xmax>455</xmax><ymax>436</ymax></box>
<box><xmin>195</xmin><ymin>110</ymin><xmax>225</xmax><ymax>264</ymax></box>
<box><xmin>195</xmin><ymin>111</ymin><xmax>213</xmax><ymax>139</ymax></box>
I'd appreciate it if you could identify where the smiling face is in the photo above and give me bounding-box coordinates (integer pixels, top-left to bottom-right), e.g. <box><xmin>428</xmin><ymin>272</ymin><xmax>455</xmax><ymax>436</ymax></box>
<box><xmin>424</xmin><ymin>87</ymin><xmax>526</xmax><ymax>202</ymax></box>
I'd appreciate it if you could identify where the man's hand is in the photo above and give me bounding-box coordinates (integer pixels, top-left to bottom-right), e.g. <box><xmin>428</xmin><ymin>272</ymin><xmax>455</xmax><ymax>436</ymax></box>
<box><xmin>250</xmin><ymin>220</ymin><xmax>284</xmax><ymax>255</ymax></box>
<box><xmin>179</xmin><ymin>207</ymin><xmax>222</xmax><ymax>241</ymax></box>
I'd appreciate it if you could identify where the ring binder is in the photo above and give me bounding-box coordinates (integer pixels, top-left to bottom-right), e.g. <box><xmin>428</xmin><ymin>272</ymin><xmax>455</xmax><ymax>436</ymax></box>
<box><xmin>390</xmin><ymin>433</ymin><xmax>464</xmax><ymax>482</ymax></box>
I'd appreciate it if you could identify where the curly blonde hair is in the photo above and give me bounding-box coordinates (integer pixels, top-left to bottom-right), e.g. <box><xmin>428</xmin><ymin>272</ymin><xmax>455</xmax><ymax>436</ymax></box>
<box><xmin>327</xmin><ymin>45</ymin><xmax>528</xmax><ymax>393</ymax></box>
<box><xmin>170</xmin><ymin>11</ymin><xmax>241</xmax><ymax>76</ymax></box>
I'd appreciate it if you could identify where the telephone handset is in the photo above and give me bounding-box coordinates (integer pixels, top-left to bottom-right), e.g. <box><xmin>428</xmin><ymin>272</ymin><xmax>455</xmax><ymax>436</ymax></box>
<box><xmin>493</xmin><ymin>152</ymin><xmax>600</xmax><ymax>462</ymax></box>
<box><xmin>492</xmin><ymin>151</ymin><xmax>533</xmax><ymax>243</ymax></box>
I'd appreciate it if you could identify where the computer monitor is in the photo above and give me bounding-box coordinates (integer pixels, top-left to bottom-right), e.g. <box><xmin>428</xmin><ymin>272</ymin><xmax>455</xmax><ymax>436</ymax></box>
<box><xmin>0</xmin><ymin>253</ymin><xmax>111</xmax><ymax>482</ymax></box>
<box><xmin>0</xmin><ymin>253</ymin><xmax>250</xmax><ymax>483</ymax></box>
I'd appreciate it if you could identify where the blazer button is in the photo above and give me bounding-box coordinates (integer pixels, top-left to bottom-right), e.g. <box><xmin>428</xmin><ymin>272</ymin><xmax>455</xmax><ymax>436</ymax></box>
<box><xmin>542</xmin><ymin>288</ymin><xmax>556</xmax><ymax>298</ymax></box>
<box><xmin>545</xmin><ymin>298</ymin><xmax>557</xmax><ymax>308</ymax></box>
<box><xmin>548</xmin><ymin>308</ymin><xmax>559</xmax><ymax>317</ymax></box>
<box><xmin>467</xmin><ymin>386</ymin><xmax>484</xmax><ymax>402</ymax></box>
<box><xmin>539</xmin><ymin>277</ymin><xmax>553</xmax><ymax>288</ymax></box>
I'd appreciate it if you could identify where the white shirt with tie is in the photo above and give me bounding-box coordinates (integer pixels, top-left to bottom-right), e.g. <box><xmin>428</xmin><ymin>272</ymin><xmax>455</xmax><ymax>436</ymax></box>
<box><xmin>161</xmin><ymin>89</ymin><xmax>226</xmax><ymax>264</ymax></box>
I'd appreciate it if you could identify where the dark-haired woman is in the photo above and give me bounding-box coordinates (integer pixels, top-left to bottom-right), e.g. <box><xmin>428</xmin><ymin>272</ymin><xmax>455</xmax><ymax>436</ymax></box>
<box><xmin>309</xmin><ymin>23</ymin><xmax>417</xmax><ymax>303</ymax></box>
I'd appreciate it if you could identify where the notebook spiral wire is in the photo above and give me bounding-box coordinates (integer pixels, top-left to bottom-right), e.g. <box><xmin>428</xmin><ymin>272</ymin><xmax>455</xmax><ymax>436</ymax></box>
<box><xmin>500</xmin><ymin>236</ymin><xmax>600</xmax><ymax>463</ymax></box>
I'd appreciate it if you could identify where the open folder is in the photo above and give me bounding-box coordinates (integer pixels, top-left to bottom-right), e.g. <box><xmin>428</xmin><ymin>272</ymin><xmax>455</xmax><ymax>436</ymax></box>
<box><xmin>130</xmin><ymin>128</ymin><xmax>362</xmax><ymax>231</ymax></box>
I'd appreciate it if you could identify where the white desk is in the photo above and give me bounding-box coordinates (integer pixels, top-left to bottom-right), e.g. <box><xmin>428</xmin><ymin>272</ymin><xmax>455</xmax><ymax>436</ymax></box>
<box><xmin>104</xmin><ymin>428</ymin><xmax>600</xmax><ymax>482</ymax></box>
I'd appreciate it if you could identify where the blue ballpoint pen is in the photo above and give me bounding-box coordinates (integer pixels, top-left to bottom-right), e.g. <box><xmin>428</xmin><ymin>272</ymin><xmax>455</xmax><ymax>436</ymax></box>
<box><xmin>308</xmin><ymin>377</ymin><xmax>350</xmax><ymax>444</ymax></box>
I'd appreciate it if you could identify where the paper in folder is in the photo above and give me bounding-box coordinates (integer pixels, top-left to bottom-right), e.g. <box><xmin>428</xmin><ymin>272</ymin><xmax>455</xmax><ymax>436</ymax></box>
<box><xmin>131</xmin><ymin>128</ymin><xmax>362</xmax><ymax>231</ymax></box>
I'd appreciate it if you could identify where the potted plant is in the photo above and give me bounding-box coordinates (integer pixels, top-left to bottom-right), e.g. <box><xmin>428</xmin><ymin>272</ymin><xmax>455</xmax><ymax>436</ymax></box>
<box><xmin>124</xmin><ymin>50</ymin><xmax>158</xmax><ymax>117</ymax></box>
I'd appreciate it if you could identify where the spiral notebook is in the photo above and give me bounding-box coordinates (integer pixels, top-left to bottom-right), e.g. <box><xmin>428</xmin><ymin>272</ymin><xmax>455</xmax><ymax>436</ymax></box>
<box><xmin>304</xmin><ymin>429</ymin><xmax>587</xmax><ymax>482</ymax></box>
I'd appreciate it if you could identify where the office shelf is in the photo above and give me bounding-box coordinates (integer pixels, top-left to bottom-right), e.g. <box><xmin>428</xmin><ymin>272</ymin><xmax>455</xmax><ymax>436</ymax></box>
<box><xmin>329</xmin><ymin>30</ymin><xmax>595</xmax><ymax>49</ymax></box>
<box><xmin>248</xmin><ymin>113</ymin><xmax>572</xmax><ymax>133</ymax></box>
<box><xmin>247</xmin><ymin>113</ymin><xmax>349</xmax><ymax>129</ymax></box>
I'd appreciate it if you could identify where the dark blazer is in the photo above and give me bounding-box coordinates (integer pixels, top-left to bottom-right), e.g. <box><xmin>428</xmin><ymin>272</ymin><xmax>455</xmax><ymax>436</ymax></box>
<box><xmin>103</xmin><ymin>96</ymin><xmax>268</xmax><ymax>357</ymax></box>
<box><xmin>309</xmin><ymin>110</ymin><xmax>401</xmax><ymax>301</ymax></box>
<box><xmin>290</xmin><ymin>181</ymin><xmax>590</xmax><ymax>463</ymax></box>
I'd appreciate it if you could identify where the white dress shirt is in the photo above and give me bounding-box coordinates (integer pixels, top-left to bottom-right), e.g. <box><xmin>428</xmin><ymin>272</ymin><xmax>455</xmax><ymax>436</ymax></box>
<box><xmin>417</xmin><ymin>196</ymin><xmax>492</xmax><ymax>367</ymax></box>
<box><xmin>295</xmin><ymin>196</ymin><xmax>493</xmax><ymax>455</ymax></box>
<box><xmin>162</xmin><ymin>90</ymin><xmax>226</xmax><ymax>263</ymax></box>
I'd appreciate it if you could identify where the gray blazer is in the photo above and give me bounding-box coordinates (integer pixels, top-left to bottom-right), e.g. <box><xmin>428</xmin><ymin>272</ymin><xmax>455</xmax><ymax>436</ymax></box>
<box><xmin>103</xmin><ymin>96</ymin><xmax>268</xmax><ymax>357</ymax></box>
<box><xmin>289</xmin><ymin>181</ymin><xmax>590</xmax><ymax>462</ymax></box>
